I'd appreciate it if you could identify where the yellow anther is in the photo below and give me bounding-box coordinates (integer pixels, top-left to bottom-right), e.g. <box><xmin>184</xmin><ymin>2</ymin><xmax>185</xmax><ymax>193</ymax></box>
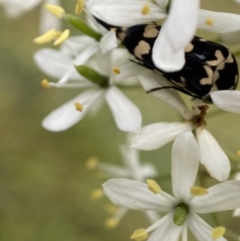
<box><xmin>41</xmin><ymin>79</ymin><xmax>51</xmax><ymax>89</ymax></box>
<box><xmin>130</xmin><ymin>229</ymin><xmax>148</xmax><ymax>241</ymax></box>
<box><xmin>54</xmin><ymin>29</ymin><xmax>70</xmax><ymax>46</ymax></box>
<box><xmin>212</xmin><ymin>226</ymin><xmax>226</xmax><ymax>240</ymax></box>
<box><xmin>45</xmin><ymin>4</ymin><xmax>65</xmax><ymax>18</ymax></box>
<box><xmin>105</xmin><ymin>204</ymin><xmax>118</xmax><ymax>214</ymax></box>
<box><xmin>205</xmin><ymin>17</ymin><xmax>214</xmax><ymax>26</ymax></box>
<box><xmin>112</xmin><ymin>67</ymin><xmax>121</xmax><ymax>75</ymax></box>
<box><xmin>74</xmin><ymin>102</ymin><xmax>84</xmax><ymax>112</ymax></box>
<box><xmin>33</xmin><ymin>29</ymin><xmax>58</xmax><ymax>44</ymax></box>
<box><xmin>146</xmin><ymin>179</ymin><xmax>161</xmax><ymax>194</ymax></box>
<box><xmin>75</xmin><ymin>0</ymin><xmax>85</xmax><ymax>15</ymax></box>
<box><xmin>105</xmin><ymin>218</ymin><xmax>119</xmax><ymax>229</ymax></box>
<box><xmin>85</xmin><ymin>156</ymin><xmax>98</xmax><ymax>170</ymax></box>
<box><xmin>237</xmin><ymin>150</ymin><xmax>240</xmax><ymax>157</ymax></box>
<box><xmin>141</xmin><ymin>4</ymin><xmax>150</xmax><ymax>15</ymax></box>
<box><xmin>190</xmin><ymin>186</ymin><xmax>208</xmax><ymax>196</ymax></box>
<box><xmin>91</xmin><ymin>189</ymin><xmax>104</xmax><ymax>200</ymax></box>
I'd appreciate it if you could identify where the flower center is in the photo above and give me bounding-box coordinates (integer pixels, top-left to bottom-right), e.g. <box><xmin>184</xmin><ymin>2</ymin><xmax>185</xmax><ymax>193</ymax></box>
<box><xmin>173</xmin><ymin>202</ymin><xmax>189</xmax><ymax>226</ymax></box>
<box><xmin>191</xmin><ymin>105</ymin><xmax>209</xmax><ymax>127</ymax></box>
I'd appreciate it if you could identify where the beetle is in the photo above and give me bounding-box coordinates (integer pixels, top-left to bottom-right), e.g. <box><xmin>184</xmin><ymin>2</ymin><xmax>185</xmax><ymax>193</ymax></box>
<box><xmin>96</xmin><ymin>18</ymin><xmax>239</xmax><ymax>103</ymax></box>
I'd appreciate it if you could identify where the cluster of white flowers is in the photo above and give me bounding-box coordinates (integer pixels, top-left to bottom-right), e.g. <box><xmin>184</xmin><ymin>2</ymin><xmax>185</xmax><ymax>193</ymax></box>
<box><xmin>27</xmin><ymin>0</ymin><xmax>240</xmax><ymax>240</ymax></box>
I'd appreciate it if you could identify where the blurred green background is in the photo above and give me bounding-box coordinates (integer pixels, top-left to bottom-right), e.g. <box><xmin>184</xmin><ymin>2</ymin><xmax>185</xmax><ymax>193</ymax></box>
<box><xmin>0</xmin><ymin>0</ymin><xmax>240</xmax><ymax>240</ymax></box>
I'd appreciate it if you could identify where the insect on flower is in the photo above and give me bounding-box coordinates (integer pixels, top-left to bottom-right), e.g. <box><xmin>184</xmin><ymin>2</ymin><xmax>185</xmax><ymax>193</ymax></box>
<box><xmin>95</xmin><ymin>18</ymin><xmax>239</xmax><ymax>104</ymax></box>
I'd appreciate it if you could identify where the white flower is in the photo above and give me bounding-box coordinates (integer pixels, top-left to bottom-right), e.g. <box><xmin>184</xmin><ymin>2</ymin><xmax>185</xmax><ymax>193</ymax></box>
<box><xmin>87</xmin><ymin>0</ymin><xmax>240</xmax><ymax>72</ymax></box>
<box><xmin>131</xmin><ymin>71</ymin><xmax>231</xmax><ymax>181</ymax></box>
<box><xmin>35</xmin><ymin>40</ymin><xmax>143</xmax><ymax>133</ymax></box>
<box><xmin>87</xmin><ymin>144</ymin><xmax>159</xmax><ymax>227</ymax></box>
<box><xmin>233</xmin><ymin>171</ymin><xmax>240</xmax><ymax>217</ymax></box>
<box><xmin>0</xmin><ymin>0</ymin><xmax>61</xmax><ymax>33</ymax></box>
<box><xmin>103</xmin><ymin>131</ymin><xmax>240</xmax><ymax>241</ymax></box>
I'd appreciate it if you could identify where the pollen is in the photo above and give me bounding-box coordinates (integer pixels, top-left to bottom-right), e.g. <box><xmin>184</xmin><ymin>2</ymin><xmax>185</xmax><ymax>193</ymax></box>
<box><xmin>54</xmin><ymin>29</ymin><xmax>70</xmax><ymax>46</ymax></box>
<box><xmin>85</xmin><ymin>156</ymin><xmax>98</xmax><ymax>170</ymax></box>
<box><xmin>75</xmin><ymin>0</ymin><xmax>84</xmax><ymax>15</ymax></box>
<box><xmin>190</xmin><ymin>186</ymin><xmax>208</xmax><ymax>196</ymax></box>
<box><xmin>45</xmin><ymin>4</ymin><xmax>65</xmax><ymax>18</ymax></box>
<box><xmin>33</xmin><ymin>29</ymin><xmax>58</xmax><ymax>44</ymax></box>
<box><xmin>146</xmin><ymin>179</ymin><xmax>161</xmax><ymax>194</ymax></box>
<box><xmin>91</xmin><ymin>189</ymin><xmax>104</xmax><ymax>200</ymax></box>
<box><xmin>112</xmin><ymin>67</ymin><xmax>121</xmax><ymax>75</ymax></box>
<box><xmin>141</xmin><ymin>4</ymin><xmax>150</xmax><ymax>15</ymax></box>
<box><xmin>74</xmin><ymin>102</ymin><xmax>84</xmax><ymax>112</ymax></box>
<box><xmin>237</xmin><ymin>150</ymin><xmax>240</xmax><ymax>157</ymax></box>
<box><xmin>41</xmin><ymin>79</ymin><xmax>50</xmax><ymax>89</ymax></box>
<box><xmin>105</xmin><ymin>218</ymin><xmax>119</xmax><ymax>228</ymax></box>
<box><xmin>205</xmin><ymin>17</ymin><xmax>214</xmax><ymax>26</ymax></box>
<box><xmin>212</xmin><ymin>226</ymin><xmax>226</xmax><ymax>240</ymax></box>
<box><xmin>130</xmin><ymin>229</ymin><xmax>148</xmax><ymax>241</ymax></box>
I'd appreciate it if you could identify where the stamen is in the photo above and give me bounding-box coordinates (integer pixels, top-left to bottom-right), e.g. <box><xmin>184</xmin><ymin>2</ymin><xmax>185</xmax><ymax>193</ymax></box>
<box><xmin>105</xmin><ymin>218</ymin><xmax>119</xmax><ymax>229</ymax></box>
<box><xmin>91</xmin><ymin>189</ymin><xmax>104</xmax><ymax>200</ymax></box>
<box><xmin>205</xmin><ymin>17</ymin><xmax>214</xmax><ymax>26</ymax></box>
<box><xmin>191</xmin><ymin>105</ymin><xmax>209</xmax><ymax>127</ymax></box>
<box><xmin>74</xmin><ymin>102</ymin><xmax>84</xmax><ymax>112</ymax></box>
<box><xmin>85</xmin><ymin>156</ymin><xmax>98</xmax><ymax>170</ymax></box>
<box><xmin>105</xmin><ymin>204</ymin><xmax>118</xmax><ymax>214</ymax></box>
<box><xmin>33</xmin><ymin>29</ymin><xmax>58</xmax><ymax>44</ymax></box>
<box><xmin>212</xmin><ymin>226</ymin><xmax>226</xmax><ymax>240</ymax></box>
<box><xmin>237</xmin><ymin>150</ymin><xmax>240</xmax><ymax>157</ymax></box>
<box><xmin>190</xmin><ymin>186</ymin><xmax>208</xmax><ymax>196</ymax></box>
<box><xmin>146</xmin><ymin>179</ymin><xmax>161</xmax><ymax>194</ymax></box>
<box><xmin>130</xmin><ymin>229</ymin><xmax>148</xmax><ymax>241</ymax></box>
<box><xmin>112</xmin><ymin>67</ymin><xmax>121</xmax><ymax>75</ymax></box>
<box><xmin>45</xmin><ymin>4</ymin><xmax>65</xmax><ymax>18</ymax></box>
<box><xmin>75</xmin><ymin>0</ymin><xmax>85</xmax><ymax>15</ymax></box>
<box><xmin>141</xmin><ymin>4</ymin><xmax>150</xmax><ymax>15</ymax></box>
<box><xmin>54</xmin><ymin>29</ymin><xmax>70</xmax><ymax>46</ymax></box>
<box><xmin>41</xmin><ymin>79</ymin><xmax>51</xmax><ymax>89</ymax></box>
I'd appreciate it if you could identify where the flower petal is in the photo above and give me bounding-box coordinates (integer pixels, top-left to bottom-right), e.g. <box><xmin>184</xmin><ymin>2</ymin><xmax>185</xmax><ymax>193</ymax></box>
<box><xmin>103</xmin><ymin>178</ymin><xmax>173</xmax><ymax>211</ymax></box>
<box><xmin>105</xmin><ymin>86</ymin><xmax>142</xmax><ymax>133</ymax></box>
<box><xmin>198</xmin><ymin>9</ymin><xmax>240</xmax><ymax>33</ymax></box>
<box><xmin>88</xmin><ymin>0</ymin><xmax>167</xmax><ymax>26</ymax></box>
<box><xmin>196</xmin><ymin>127</ymin><xmax>230</xmax><ymax>181</ymax></box>
<box><xmin>42</xmin><ymin>89</ymin><xmax>103</xmax><ymax>132</ymax></box>
<box><xmin>188</xmin><ymin>213</ymin><xmax>227</xmax><ymax>241</ymax></box>
<box><xmin>131</xmin><ymin>122</ymin><xmax>193</xmax><ymax>151</ymax></box>
<box><xmin>211</xmin><ymin>90</ymin><xmax>240</xmax><ymax>114</ymax></box>
<box><xmin>191</xmin><ymin>180</ymin><xmax>240</xmax><ymax>213</ymax></box>
<box><xmin>233</xmin><ymin>208</ymin><xmax>240</xmax><ymax>217</ymax></box>
<box><xmin>99</xmin><ymin>30</ymin><xmax>118</xmax><ymax>55</ymax></box>
<box><xmin>148</xmin><ymin>213</ymin><xmax>182</xmax><ymax>241</ymax></box>
<box><xmin>138</xmin><ymin>72</ymin><xmax>192</xmax><ymax>120</ymax></box>
<box><xmin>172</xmin><ymin>131</ymin><xmax>200</xmax><ymax>200</ymax></box>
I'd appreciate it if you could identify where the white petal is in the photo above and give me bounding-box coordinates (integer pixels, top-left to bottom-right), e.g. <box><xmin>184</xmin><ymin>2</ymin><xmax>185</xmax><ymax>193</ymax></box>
<box><xmin>99</xmin><ymin>30</ymin><xmax>118</xmax><ymax>55</ymax></box>
<box><xmin>191</xmin><ymin>180</ymin><xmax>240</xmax><ymax>213</ymax></box>
<box><xmin>138</xmin><ymin>72</ymin><xmax>192</xmax><ymax>119</ymax></box>
<box><xmin>211</xmin><ymin>90</ymin><xmax>240</xmax><ymax>114</ymax></box>
<box><xmin>144</xmin><ymin>210</ymin><xmax>161</xmax><ymax>224</ymax></box>
<box><xmin>233</xmin><ymin>208</ymin><xmax>240</xmax><ymax>217</ymax></box>
<box><xmin>98</xmin><ymin>163</ymin><xmax>130</xmax><ymax>177</ymax></box>
<box><xmin>153</xmin><ymin>27</ymin><xmax>185</xmax><ymax>72</ymax></box>
<box><xmin>220</xmin><ymin>31</ymin><xmax>240</xmax><ymax>44</ymax></box>
<box><xmin>105</xmin><ymin>86</ymin><xmax>142</xmax><ymax>133</ymax></box>
<box><xmin>198</xmin><ymin>9</ymin><xmax>240</xmax><ymax>33</ymax></box>
<box><xmin>172</xmin><ymin>131</ymin><xmax>200</xmax><ymax>200</ymax></box>
<box><xmin>103</xmin><ymin>178</ymin><xmax>173</xmax><ymax>211</ymax></box>
<box><xmin>34</xmin><ymin>48</ymin><xmax>77</xmax><ymax>79</ymax></box>
<box><xmin>188</xmin><ymin>213</ymin><xmax>227</xmax><ymax>241</ymax></box>
<box><xmin>196</xmin><ymin>127</ymin><xmax>230</xmax><ymax>181</ymax></box>
<box><xmin>39</xmin><ymin>2</ymin><xmax>61</xmax><ymax>34</ymax></box>
<box><xmin>148</xmin><ymin>214</ymin><xmax>182</xmax><ymax>241</ymax></box>
<box><xmin>88</xmin><ymin>0</ymin><xmax>167</xmax><ymax>26</ymax></box>
<box><xmin>164</xmin><ymin>0</ymin><xmax>199</xmax><ymax>51</ymax></box>
<box><xmin>42</xmin><ymin>89</ymin><xmax>103</xmax><ymax>132</ymax></box>
<box><xmin>131</xmin><ymin>122</ymin><xmax>193</xmax><ymax>151</ymax></box>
